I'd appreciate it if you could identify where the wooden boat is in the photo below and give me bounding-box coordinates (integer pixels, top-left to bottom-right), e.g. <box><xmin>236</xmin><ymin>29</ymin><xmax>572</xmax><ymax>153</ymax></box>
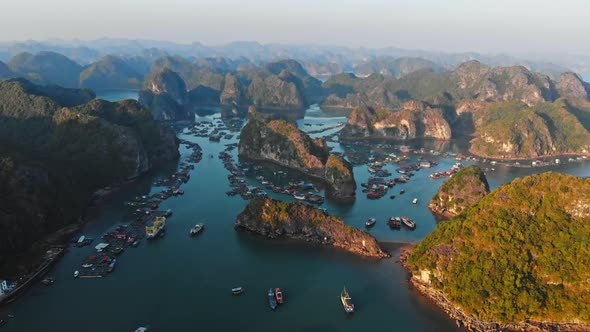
<box><xmin>268</xmin><ymin>288</ymin><xmax>278</xmax><ymax>310</ymax></box>
<box><xmin>340</xmin><ymin>286</ymin><xmax>354</xmax><ymax>314</ymax></box>
<box><xmin>275</xmin><ymin>288</ymin><xmax>283</xmax><ymax>304</ymax></box>
<box><xmin>232</xmin><ymin>287</ymin><xmax>244</xmax><ymax>295</ymax></box>
<box><xmin>365</xmin><ymin>218</ymin><xmax>377</xmax><ymax>227</ymax></box>
<box><xmin>401</xmin><ymin>217</ymin><xmax>416</xmax><ymax>229</ymax></box>
<box><xmin>387</xmin><ymin>217</ymin><xmax>401</xmax><ymax>229</ymax></box>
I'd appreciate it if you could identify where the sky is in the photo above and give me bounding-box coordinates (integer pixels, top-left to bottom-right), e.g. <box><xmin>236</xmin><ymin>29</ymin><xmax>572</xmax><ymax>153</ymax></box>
<box><xmin>1</xmin><ymin>0</ymin><xmax>589</xmax><ymax>54</ymax></box>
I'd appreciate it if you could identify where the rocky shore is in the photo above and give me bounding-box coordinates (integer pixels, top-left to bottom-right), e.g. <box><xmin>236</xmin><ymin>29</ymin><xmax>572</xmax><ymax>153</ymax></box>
<box><xmin>239</xmin><ymin>108</ymin><xmax>356</xmax><ymax>201</ymax></box>
<box><xmin>399</xmin><ymin>247</ymin><xmax>590</xmax><ymax>332</ymax></box>
<box><xmin>235</xmin><ymin>197</ymin><xmax>389</xmax><ymax>259</ymax></box>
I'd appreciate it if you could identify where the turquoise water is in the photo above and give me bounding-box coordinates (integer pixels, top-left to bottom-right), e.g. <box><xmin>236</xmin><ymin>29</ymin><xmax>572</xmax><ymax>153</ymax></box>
<box><xmin>1</xmin><ymin>101</ymin><xmax>590</xmax><ymax>332</ymax></box>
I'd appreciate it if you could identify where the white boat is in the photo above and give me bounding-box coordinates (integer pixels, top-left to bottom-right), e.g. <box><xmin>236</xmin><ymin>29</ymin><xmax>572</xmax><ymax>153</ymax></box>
<box><xmin>340</xmin><ymin>286</ymin><xmax>354</xmax><ymax>314</ymax></box>
<box><xmin>412</xmin><ymin>198</ymin><xmax>418</xmax><ymax>204</ymax></box>
<box><xmin>365</xmin><ymin>218</ymin><xmax>376</xmax><ymax>227</ymax></box>
<box><xmin>74</xmin><ymin>270</ymin><xmax>79</xmax><ymax>278</ymax></box>
<box><xmin>82</xmin><ymin>264</ymin><xmax>93</xmax><ymax>268</ymax></box>
<box><xmin>401</xmin><ymin>217</ymin><xmax>416</xmax><ymax>229</ymax></box>
<box><xmin>135</xmin><ymin>328</ymin><xmax>148</xmax><ymax>332</ymax></box>
<box><xmin>293</xmin><ymin>193</ymin><xmax>306</xmax><ymax>200</ymax></box>
<box><xmin>190</xmin><ymin>224</ymin><xmax>204</xmax><ymax>236</ymax></box>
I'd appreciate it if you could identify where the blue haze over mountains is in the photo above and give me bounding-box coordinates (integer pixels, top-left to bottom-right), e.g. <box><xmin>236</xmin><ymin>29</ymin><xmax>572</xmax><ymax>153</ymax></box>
<box><xmin>1</xmin><ymin>39</ymin><xmax>590</xmax><ymax>80</ymax></box>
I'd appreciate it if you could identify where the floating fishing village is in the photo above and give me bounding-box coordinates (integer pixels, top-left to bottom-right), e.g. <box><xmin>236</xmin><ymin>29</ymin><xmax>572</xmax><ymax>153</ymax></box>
<box><xmin>2</xmin><ymin>109</ymin><xmax>590</xmax><ymax>332</ymax></box>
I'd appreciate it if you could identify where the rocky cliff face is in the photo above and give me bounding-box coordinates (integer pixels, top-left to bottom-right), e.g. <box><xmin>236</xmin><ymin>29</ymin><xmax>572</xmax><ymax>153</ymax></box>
<box><xmin>235</xmin><ymin>197</ymin><xmax>389</xmax><ymax>258</ymax></box>
<box><xmin>239</xmin><ymin>109</ymin><xmax>356</xmax><ymax>201</ymax></box>
<box><xmin>139</xmin><ymin>68</ymin><xmax>191</xmax><ymax>120</ymax></box>
<box><xmin>247</xmin><ymin>74</ymin><xmax>306</xmax><ymax>109</ymax></box>
<box><xmin>219</xmin><ymin>73</ymin><xmax>242</xmax><ymax>105</ymax></box>
<box><xmin>407</xmin><ymin>172</ymin><xmax>590</xmax><ymax>328</ymax></box>
<box><xmin>429</xmin><ymin>166</ymin><xmax>490</xmax><ymax>217</ymax></box>
<box><xmin>340</xmin><ymin>102</ymin><xmax>452</xmax><ymax>140</ymax></box>
<box><xmin>0</xmin><ymin>79</ymin><xmax>179</xmax><ymax>266</ymax></box>
<box><xmin>556</xmin><ymin>72</ymin><xmax>589</xmax><ymax>100</ymax></box>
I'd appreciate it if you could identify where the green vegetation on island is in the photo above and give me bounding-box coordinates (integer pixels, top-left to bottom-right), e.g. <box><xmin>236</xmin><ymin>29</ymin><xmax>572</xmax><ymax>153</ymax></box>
<box><xmin>407</xmin><ymin>172</ymin><xmax>590</xmax><ymax>325</ymax></box>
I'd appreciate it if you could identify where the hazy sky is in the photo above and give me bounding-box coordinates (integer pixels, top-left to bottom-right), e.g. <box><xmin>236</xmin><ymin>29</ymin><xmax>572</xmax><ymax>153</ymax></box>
<box><xmin>1</xmin><ymin>0</ymin><xmax>589</xmax><ymax>54</ymax></box>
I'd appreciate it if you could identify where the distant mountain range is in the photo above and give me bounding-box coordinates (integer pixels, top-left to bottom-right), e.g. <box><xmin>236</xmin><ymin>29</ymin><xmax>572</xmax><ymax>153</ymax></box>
<box><xmin>1</xmin><ymin>39</ymin><xmax>589</xmax><ymax>80</ymax></box>
<box><xmin>1</xmin><ymin>46</ymin><xmax>589</xmax><ymax>160</ymax></box>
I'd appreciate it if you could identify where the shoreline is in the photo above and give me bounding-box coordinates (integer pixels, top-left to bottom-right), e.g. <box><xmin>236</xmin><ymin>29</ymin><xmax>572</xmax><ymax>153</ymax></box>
<box><xmin>398</xmin><ymin>247</ymin><xmax>590</xmax><ymax>332</ymax></box>
<box><xmin>237</xmin><ymin>155</ymin><xmax>356</xmax><ymax>203</ymax></box>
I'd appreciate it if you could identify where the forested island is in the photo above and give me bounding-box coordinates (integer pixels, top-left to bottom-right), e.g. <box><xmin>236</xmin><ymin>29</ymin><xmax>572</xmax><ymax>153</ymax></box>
<box><xmin>406</xmin><ymin>172</ymin><xmax>590</xmax><ymax>331</ymax></box>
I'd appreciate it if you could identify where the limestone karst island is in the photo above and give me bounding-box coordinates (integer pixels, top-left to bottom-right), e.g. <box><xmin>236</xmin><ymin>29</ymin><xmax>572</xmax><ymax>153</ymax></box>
<box><xmin>1</xmin><ymin>1</ymin><xmax>590</xmax><ymax>331</ymax></box>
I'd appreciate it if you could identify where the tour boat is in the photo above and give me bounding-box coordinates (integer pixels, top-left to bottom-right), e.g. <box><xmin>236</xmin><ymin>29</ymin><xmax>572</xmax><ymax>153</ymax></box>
<box><xmin>340</xmin><ymin>286</ymin><xmax>354</xmax><ymax>314</ymax></box>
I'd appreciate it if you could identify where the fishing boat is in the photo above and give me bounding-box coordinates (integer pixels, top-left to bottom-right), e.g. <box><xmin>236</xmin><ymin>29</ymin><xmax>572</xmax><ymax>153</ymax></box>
<box><xmin>107</xmin><ymin>259</ymin><xmax>116</xmax><ymax>273</ymax></box>
<box><xmin>401</xmin><ymin>217</ymin><xmax>416</xmax><ymax>229</ymax></box>
<box><xmin>275</xmin><ymin>288</ymin><xmax>284</xmax><ymax>304</ymax></box>
<box><xmin>145</xmin><ymin>216</ymin><xmax>166</xmax><ymax>239</ymax></box>
<box><xmin>387</xmin><ymin>217</ymin><xmax>401</xmax><ymax>229</ymax></box>
<box><xmin>340</xmin><ymin>286</ymin><xmax>354</xmax><ymax>314</ymax></box>
<box><xmin>412</xmin><ymin>198</ymin><xmax>418</xmax><ymax>204</ymax></box>
<box><xmin>268</xmin><ymin>288</ymin><xmax>278</xmax><ymax>310</ymax></box>
<box><xmin>365</xmin><ymin>217</ymin><xmax>377</xmax><ymax>227</ymax></box>
<box><xmin>190</xmin><ymin>223</ymin><xmax>204</xmax><ymax>236</ymax></box>
<box><xmin>232</xmin><ymin>287</ymin><xmax>244</xmax><ymax>295</ymax></box>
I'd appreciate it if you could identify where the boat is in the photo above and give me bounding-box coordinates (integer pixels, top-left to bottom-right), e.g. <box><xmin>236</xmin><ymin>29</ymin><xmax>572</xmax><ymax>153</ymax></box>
<box><xmin>387</xmin><ymin>217</ymin><xmax>401</xmax><ymax>229</ymax></box>
<box><xmin>293</xmin><ymin>193</ymin><xmax>306</xmax><ymax>200</ymax></box>
<box><xmin>41</xmin><ymin>277</ymin><xmax>55</xmax><ymax>286</ymax></box>
<box><xmin>268</xmin><ymin>288</ymin><xmax>277</xmax><ymax>310</ymax></box>
<box><xmin>164</xmin><ymin>209</ymin><xmax>173</xmax><ymax>217</ymax></box>
<box><xmin>412</xmin><ymin>198</ymin><xmax>418</xmax><ymax>204</ymax></box>
<box><xmin>74</xmin><ymin>270</ymin><xmax>79</xmax><ymax>278</ymax></box>
<box><xmin>145</xmin><ymin>216</ymin><xmax>166</xmax><ymax>239</ymax></box>
<box><xmin>400</xmin><ymin>189</ymin><xmax>405</xmax><ymax>194</ymax></box>
<box><xmin>82</xmin><ymin>263</ymin><xmax>93</xmax><ymax>268</ymax></box>
<box><xmin>401</xmin><ymin>217</ymin><xmax>416</xmax><ymax>229</ymax></box>
<box><xmin>232</xmin><ymin>287</ymin><xmax>244</xmax><ymax>295</ymax></box>
<box><xmin>135</xmin><ymin>328</ymin><xmax>148</xmax><ymax>332</ymax></box>
<box><xmin>190</xmin><ymin>223</ymin><xmax>204</xmax><ymax>236</ymax></box>
<box><xmin>365</xmin><ymin>217</ymin><xmax>376</xmax><ymax>227</ymax></box>
<box><xmin>107</xmin><ymin>259</ymin><xmax>116</xmax><ymax>273</ymax></box>
<box><xmin>340</xmin><ymin>286</ymin><xmax>354</xmax><ymax>314</ymax></box>
<box><xmin>275</xmin><ymin>288</ymin><xmax>283</xmax><ymax>304</ymax></box>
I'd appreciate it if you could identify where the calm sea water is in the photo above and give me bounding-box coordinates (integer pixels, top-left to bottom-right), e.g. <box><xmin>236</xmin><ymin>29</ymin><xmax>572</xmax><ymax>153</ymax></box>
<box><xmin>1</xmin><ymin>99</ymin><xmax>589</xmax><ymax>332</ymax></box>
